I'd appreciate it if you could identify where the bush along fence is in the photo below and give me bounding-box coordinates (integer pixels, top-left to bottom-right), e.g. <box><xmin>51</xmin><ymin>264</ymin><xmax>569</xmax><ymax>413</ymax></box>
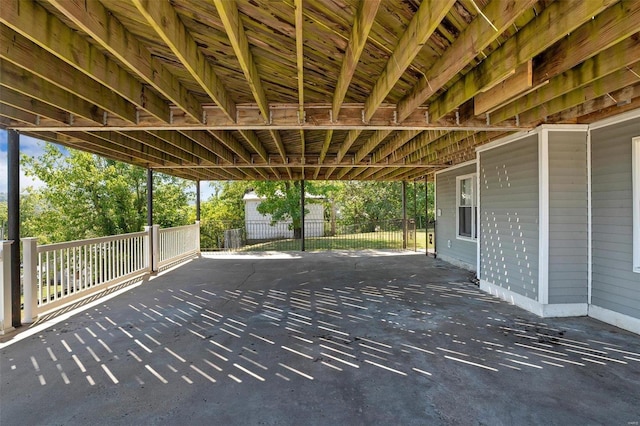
<box><xmin>0</xmin><ymin>222</ymin><xmax>200</xmax><ymax>334</ymax></box>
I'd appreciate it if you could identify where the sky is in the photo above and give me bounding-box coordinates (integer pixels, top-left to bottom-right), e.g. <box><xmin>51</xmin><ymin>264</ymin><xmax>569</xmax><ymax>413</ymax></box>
<box><xmin>0</xmin><ymin>129</ymin><xmax>217</xmax><ymax>199</ymax></box>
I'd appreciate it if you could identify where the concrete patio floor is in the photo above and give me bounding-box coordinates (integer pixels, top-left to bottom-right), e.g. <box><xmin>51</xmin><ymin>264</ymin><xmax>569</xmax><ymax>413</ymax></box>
<box><xmin>1</xmin><ymin>251</ymin><xmax>639</xmax><ymax>425</ymax></box>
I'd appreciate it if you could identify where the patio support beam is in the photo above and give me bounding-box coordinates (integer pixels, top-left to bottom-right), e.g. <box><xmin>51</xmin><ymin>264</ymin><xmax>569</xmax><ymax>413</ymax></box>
<box><xmin>7</xmin><ymin>130</ymin><xmax>20</xmax><ymax>327</ymax></box>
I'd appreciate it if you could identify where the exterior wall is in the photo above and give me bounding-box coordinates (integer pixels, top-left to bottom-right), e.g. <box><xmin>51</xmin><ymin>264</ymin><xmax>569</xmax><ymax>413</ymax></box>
<box><xmin>435</xmin><ymin>163</ymin><xmax>477</xmax><ymax>271</ymax></box>
<box><xmin>548</xmin><ymin>130</ymin><xmax>589</xmax><ymax>304</ymax></box>
<box><xmin>591</xmin><ymin>116</ymin><xmax>640</xmax><ymax>321</ymax></box>
<box><xmin>244</xmin><ymin>199</ymin><xmax>324</xmax><ymax>240</ymax></box>
<box><xmin>479</xmin><ymin>134</ymin><xmax>539</xmax><ymax>300</ymax></box>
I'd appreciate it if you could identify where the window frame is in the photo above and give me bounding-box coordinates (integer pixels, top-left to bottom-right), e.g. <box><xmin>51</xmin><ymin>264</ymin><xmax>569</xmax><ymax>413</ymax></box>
<box><xmin>456</xmin><ymin>173</ymin><xmax>477</xmax><ymax>242</ymax></box>
<box><xmin>633</xmin><ymin>136</ymin><xmax>640</xmax><ymax>273</ymax></box>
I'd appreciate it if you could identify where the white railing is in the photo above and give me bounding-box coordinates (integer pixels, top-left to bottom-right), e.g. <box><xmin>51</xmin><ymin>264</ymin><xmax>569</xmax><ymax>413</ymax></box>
<box><xmin>6</xmin><ymin>222</ymin><xmax>201</xmax><ymax>328</ymax></box>
<box><xmin>1</xmin><ymin>241</ymin><xmax>13</xmax><ymax>334</ymax></box>
<box><xmin>22</xmin><ymin>231</ymin><xmax>150</xmax><ymax>319</ymax></box>
<box><xmin>158</xmin><ymin>222</ymin><xmax>200</xmax><ymax>267</ymax></box>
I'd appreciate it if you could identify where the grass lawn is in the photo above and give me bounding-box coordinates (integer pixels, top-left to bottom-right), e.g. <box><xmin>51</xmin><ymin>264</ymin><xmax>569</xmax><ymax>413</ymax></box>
<box><xmin>239</xmin><ymin>229</ymin><xmax>434</xmax><ymax>252</ymax></box>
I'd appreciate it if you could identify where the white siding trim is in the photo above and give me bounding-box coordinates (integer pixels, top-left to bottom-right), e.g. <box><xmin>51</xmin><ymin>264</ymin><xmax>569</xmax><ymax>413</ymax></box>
<box><xmin>475</xmin><ymin>129</ymin><xmax>537</xmax><ymax>153</ymax></box>
<box><xmin>434</xmin><ymin>159</ymin><xmax>477</xmax><ymax>176</ymax></box>
<box><xmin>480</xmin><ymin>279</ymin><xmax>587</xmax><ymax>317</ymax></box>
<box><xmin>539</xmin><ymin>129</ymin><xmax>550</xmax><ymax>304</ymax></box>
<box><xmin>589</xmin><ymin>305</ymin><xmax>640</xmax><ymax>335</ymax></box>
<box><xmin>633</xmin><ymin>136</ymin><xmax>640</xmax><ymax>273</ymax></box>
<box><xmin>476</xmin><ymin>152</ymin><xmax>481</xmax><ymax>278</ymax></box>
<box><xmin>588</xmin><ymin>107</ymin><xmax>640</xmax><ymax>130</ymax></box>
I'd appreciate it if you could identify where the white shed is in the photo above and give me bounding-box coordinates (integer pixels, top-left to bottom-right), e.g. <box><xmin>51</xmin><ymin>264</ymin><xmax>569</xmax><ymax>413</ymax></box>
<box><xmin>243</xmin><ymin>191</ymin><xmax>325</xmax><ymax>240</ymax></box>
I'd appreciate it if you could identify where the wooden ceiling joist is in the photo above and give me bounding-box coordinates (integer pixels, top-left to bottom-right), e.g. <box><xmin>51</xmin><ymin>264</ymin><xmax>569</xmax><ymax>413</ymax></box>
<box><xmin>427</xmin><ymin>0</ymin><xmax>616</xmax><ymax>123</ymax></box>
<box><xmin>0</xmin><ymin>0</ymin><xmax>637</xmax><ymax>181</ymax></box>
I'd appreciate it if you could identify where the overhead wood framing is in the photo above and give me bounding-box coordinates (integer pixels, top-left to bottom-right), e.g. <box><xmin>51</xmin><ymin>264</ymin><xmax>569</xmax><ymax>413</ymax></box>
<box><xmin>1</xmin><ymin>0</ymin><xmax>638</xmax><ymax>181</ymax></box>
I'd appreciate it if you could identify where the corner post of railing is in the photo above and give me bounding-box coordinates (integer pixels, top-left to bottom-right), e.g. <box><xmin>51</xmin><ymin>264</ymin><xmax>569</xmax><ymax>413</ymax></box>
<box><xmin>152</xmin><ymin>224</ymin><xmax>160</xmax><ymax>272</ymax></box>
<box><xmin>144</xmin><ymin>226</ymin><xmax>152</xmax><ymax>273</ymax></box>
<box><xmin>195</xmin><ymin>221</ymin><xmax>201</xmax><ymax>256</ymax></box>
<box><xmin>22</xmin><ymin>237</ymin><xmax>38</xmax><ymax>324</ymax></box>
<box><xmin>0</xmin><ymin>241</ymin><xmax>15</xmax><ymax>334</ymax></box>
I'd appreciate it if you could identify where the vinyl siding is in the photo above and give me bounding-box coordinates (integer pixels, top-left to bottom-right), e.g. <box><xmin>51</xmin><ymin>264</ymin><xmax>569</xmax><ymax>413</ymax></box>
<box><xmin>435</xmin><ymin>164</ymin><xmax>477</xmax><ymax>270</ymax></box>
<box><xmin>548</xmin><ymin>130</ymin><xmax>588</xmax><ymax>304</ymax></box>
<box><xmin>591</xmin><ymin>117</ymin><xmax>640</xmax><ymax>319</ymax></box>
<box><xmin>479</xmin><ymin>134</ymin><xmax>539</xmax><ymax>300</ymax></box>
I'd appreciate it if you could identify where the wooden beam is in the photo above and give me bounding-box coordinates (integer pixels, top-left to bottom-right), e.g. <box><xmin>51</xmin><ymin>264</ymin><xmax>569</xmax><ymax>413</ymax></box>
<box><xmin>363</xmin><ymin>0</ymin><xmax>455</xmax><ymax>122</ymax></box>
<box><xmin>47</xmin><ymin>0</ymin><xmax>202</xmax><ymax>122</ymax></box>
<box><xmin>354</xmin><ymin>130</ymin><xmax>392</xmax><ymax>163</ymax></box>
<box><xmin>0</xmin><ymin>59</ymin><xmax>105</xmax><ymax>124</ymax></box>
<box><xmin>211</xmin><ymin>0</ymin><xmax>282</xmax><ymax>162</ymax></box>
<box><xmin>396</xmin><ymin>0</ymin><xmax>538</xmax><ymax>122</ymax></box>
<box><xmin>331</xmin><ymin>0</ymin><xmax>381</xmax><ymax>120</ymax></box>
<box><xmin>295</xmin><ymin>0</ymin><xmax>305</xmax><ymax>117</ymax></box>
<box><xmin>328</xmin><ymin>0</ymin><xmax>453</xmax><ymax>178</ymax></box>
<box><xmin>0</xmin><ymin>87</ymin><xmax>68</xmax><ymax>124</ymax></box>
<box><xmin>427</xmin><ymin>0</ymin><xmax>616</xmax><ymax>122</ymax></box>
<box><xmin>474</xmin><ymin>60</ymin><xmax>532</xmax><ymax>115</ymax></box>
<box><xmin>0</xmin><ymin>103</ymin><xmax>38</xmax><ymax>125</ymax></box>
<box><xmin>208</xmin><ymin>130</ymin><xmax>252</xmax><ymax>163</ymax></box>
<box><xmin>519</xmin><ymin>62</ymin><xmax>640</xmax><ymax>125</ymax></box>
<box><xmin>132</xmin><ymin>0</ymin><xmax>235</xmax><ymax>121</ymax></box>
<box><xmin>371</xmin><ymin>130</ymin><xmax>427</xmax><ymax>163</ymax></box>
<box><xmin>489</xmin><ymin>22</ymin><xmax>640</xmax><ymax>124</ymax></box>
<box><xmin>0</xmin><ymin>26</ymin><xmax>138</xmax><ymax>123</ymax></box>
<box><xmin>123</xmin><ymin>131</ymin><xmax>200</xmax><ymax>164</ymax></box>
<box><xmin>0</xmin><ymin>0</ymin><xmax>170</xmax><ymax>122</ymax></box>
<box><xmin>179</xmin><ymin>130</ymin><xmax>235</xmax><ymax>164</ymax></box>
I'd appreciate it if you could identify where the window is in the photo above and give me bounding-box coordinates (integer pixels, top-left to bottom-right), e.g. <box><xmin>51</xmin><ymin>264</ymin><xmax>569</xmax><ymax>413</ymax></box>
<box><xmin>456</xmin><ymin>174</ymin><xmax>477</xmax><ymax>240</ymax></box>
<box><xmin>633</xmin><ymin>137</ymin><xmax>640</xmax><ymax>273</ymax></box>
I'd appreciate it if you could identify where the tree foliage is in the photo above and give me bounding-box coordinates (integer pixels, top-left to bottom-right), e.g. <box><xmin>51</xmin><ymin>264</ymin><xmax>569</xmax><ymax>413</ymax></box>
<box><xmin>20</xmin><ymin>143</ymin><xmax>193</xmax><ymax>243</ymax></box>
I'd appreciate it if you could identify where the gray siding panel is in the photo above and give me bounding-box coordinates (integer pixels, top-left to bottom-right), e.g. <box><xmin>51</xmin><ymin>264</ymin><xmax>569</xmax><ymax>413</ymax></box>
<box><xmin>479</xmin><ymin>135</ymin><xmax>539</xmax><ymax>300</ymax></box>
<box><xmin>591</xmin><ymin>117</ymin><xmax>640</xmax><ymax>319</ymax></box>
<box><xmin>435</xmin><ymin>164</ymin><xmax>477</xmax><ymax>270</ymax></box>
<box><xmin>548</xmin><ymin>130</ymin><xmax>588</xmax><ymax>304</ymax></box>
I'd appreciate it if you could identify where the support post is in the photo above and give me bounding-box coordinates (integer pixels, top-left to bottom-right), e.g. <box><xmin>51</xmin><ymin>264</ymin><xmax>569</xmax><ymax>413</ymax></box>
<box><xmin>300</xmin><ymin>180</ymin><xmax>305</xmax><ymax>252</ymax></box>
<box><xmin>402</xmin><ymin>181</ymin><xmax>407</xmax><ymax>250</ymax></box>
<box><xmin>195</xmin><ymin>221</ymin><xmax>201</xmax><ymax>256</ymax></box>
<box><xmin>152</xmin><ymin>224</ymin><xmax>160</xmax><ymax>272</ymax></box>
<box><xmin>196</xmin><ymin>180</ymin><xmax>201</xmax><ymax>222</ymax></box>
<box><xmin>0</xmin><ymin>241</ymin><xmax>14</xmax><ymax>334</ymax></box>
<box><xmin>8</xmin><ymin>130</ymin><xmax>20</xmax><ymax>327</ymax></box>
<box><xmin>425</xmin><ymin>175</ymin><xmax>430</xmax><ymax>256</ymax></box>
<box><xmin>413</xmin><ymin>181</ymin><xmax>418</xmax><ymax>252</ymax></box>
<box><xmin>22</xmin><ymin>237</ymin><xmax>38</xmax><ymax>323</ymax></box>
<box><xmin>147</xmin><ymin>168</ymin><xmax>153</xmax><ymax>227</ymax></box>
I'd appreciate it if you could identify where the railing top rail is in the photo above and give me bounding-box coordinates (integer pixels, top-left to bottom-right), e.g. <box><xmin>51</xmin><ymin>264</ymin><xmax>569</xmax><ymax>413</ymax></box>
<box><xmin>158</xmin><ymin>223</ymin><xmax>199</xmax><ymax>233</ymax></box>
<box><xmin>37</xmin><ymin>230</ymin><xmax>148</xmax><ymax>253</ymax></box>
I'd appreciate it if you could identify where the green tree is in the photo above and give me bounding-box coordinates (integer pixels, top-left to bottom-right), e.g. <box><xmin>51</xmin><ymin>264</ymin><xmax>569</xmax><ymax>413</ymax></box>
<box><xmin>21</xmin><ymin>143</ymin><xmax>193</xmax><ymax>243</ymax></box>
<box><xmin>198</xmin><ymin>181</ymin><xmax>251</xmax><ymax>249</ymax></box>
